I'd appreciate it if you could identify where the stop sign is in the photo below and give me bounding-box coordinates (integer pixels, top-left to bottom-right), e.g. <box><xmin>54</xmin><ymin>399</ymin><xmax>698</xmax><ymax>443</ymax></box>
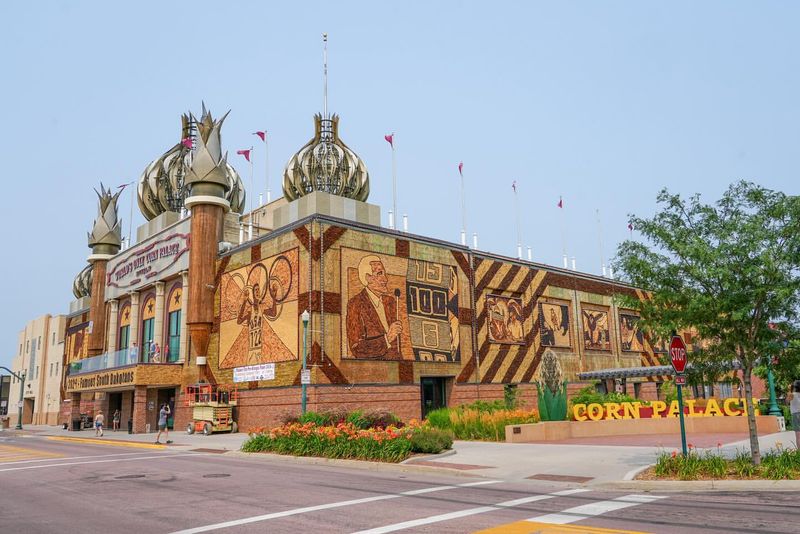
<box><xmin>670</xmin><ymin>335</ymin><xmax>688</xmax><ymax>374</ymax></box>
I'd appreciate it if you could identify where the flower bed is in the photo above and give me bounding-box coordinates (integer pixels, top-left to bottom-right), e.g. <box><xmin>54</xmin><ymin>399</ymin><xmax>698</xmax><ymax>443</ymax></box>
<box><xmin>242</xmin><ymin>417</ymin><xmax>453</xmax><ymax>463</ymax></box>
<box><xmin>427</xmin><ymin>403</ymin><xmax>539</xmax><ymax>441</ymax></box>
<box><xmin>639</xmin><ymin>444</ymin><xmax>800</xmax><ymax>480</ymax></box>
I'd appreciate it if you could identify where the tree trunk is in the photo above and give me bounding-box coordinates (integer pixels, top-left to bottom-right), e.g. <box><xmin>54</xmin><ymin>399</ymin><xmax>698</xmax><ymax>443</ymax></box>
<box><xmin>742</xmin><ymin>365</ymin><xmax>761</xmax><ymax>465</ymax></box>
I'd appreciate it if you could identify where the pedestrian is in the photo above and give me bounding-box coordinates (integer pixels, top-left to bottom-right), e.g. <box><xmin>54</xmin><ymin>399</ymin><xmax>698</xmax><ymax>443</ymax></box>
<box><xmin>155</xmin><ymin>403</ymin><xmax>172</xmax><ymax>444</ymax></box>
<box><xmin>790</xmin><ymin>380</ymin><xmax>800</xmax><ymax>447</ymax></box>
<box><xmin>112</xmin><ymin>409</ymin><xmax>121</xmax><ymax>431</ymax></box>
<box><xmin>94</xmin><ymin>410</ymin><xmax>104</xmax><ymax>437</ymax></box>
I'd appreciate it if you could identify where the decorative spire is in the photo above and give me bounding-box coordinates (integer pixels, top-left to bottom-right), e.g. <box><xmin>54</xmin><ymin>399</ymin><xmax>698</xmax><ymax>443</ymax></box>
<box><xmin>88</xmin><ymin>183</ymin><xmax>122</xmax><ymax>255</ymax></box>
<box><xmin>282</xmin><ymin>36</ymin><xmax>369</xmax><ymax>202</ymax></box>
<box><xmin>139</xmin><ymin>108</ymin><xmax>245</xmax><ymax>219</ymax></box>
<box><xmin>185</xmin><ymin>104</ymin><xmax>232</xmax><ymax>193</ymax></box>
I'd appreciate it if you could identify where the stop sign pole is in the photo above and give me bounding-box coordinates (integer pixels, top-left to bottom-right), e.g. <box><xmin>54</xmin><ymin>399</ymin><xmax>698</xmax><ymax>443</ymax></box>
<box><xmin>670</xmin><ymin>335</ymin><xmax>689</xmax><ymax>456</ymax></box>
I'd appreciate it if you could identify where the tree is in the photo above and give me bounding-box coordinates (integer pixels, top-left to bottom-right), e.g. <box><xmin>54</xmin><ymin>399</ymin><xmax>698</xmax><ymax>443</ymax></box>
<box><xmin>614</xmin><ymin>182</ymin><xmax>800</xmax><ymax>464</ymax></box>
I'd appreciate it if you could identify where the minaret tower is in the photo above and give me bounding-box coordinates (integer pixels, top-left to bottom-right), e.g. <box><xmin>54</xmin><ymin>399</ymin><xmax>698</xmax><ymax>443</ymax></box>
<box><xmin>86</xmin><ymin>184</ymin><xmax>122</xmax><ymax>356</ymax></box>
<box><xmin>183</xmin><ymin>105</ymin><xmax>232</xmax><ymax>374</ymax></box>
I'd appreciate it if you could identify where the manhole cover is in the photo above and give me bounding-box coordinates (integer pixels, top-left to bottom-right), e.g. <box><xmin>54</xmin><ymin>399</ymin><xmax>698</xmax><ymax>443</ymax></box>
<box><xmin>202</xmin><ymin>473</ymin><xmax>231</xmax><ymax>478</ymax></box>
<box><xmin>115</xmin><ymin>474</ymin><xmax>145</xmax><ymax>479</ymax></box>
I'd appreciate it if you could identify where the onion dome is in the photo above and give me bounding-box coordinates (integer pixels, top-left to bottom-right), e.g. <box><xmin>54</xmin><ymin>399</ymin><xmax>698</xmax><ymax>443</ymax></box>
<box><xmin>72</xmin><ymin>264</ymin><xmax>92</xmax><ymax>299</ymax></box>
<box><xmin>283</xmin><ymin>114</ymin><xmax>369</xmax><ymax>202</ymax></box>
<box><xmin>88</xmin><ymin>183</ymin><xmax>122</xmax><ymax>256</ymax></box>
<box><xmin>138</xmin><ymin>112</ymin><xmax>245</xmax><ymax>220</ymax></box>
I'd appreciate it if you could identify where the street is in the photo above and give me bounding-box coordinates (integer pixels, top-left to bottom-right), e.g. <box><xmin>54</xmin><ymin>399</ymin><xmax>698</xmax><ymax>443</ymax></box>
<box><xmin>0</xmin><ymin>433</ymin><xmax>798</xmax><ymax>533</ymax></box>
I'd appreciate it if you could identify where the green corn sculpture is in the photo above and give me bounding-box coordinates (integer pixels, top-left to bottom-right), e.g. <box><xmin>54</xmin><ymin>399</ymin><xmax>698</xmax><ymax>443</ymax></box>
<box><xmin>536</xmin><ymin>349</ymin><xmax>568</xmax><ymax>421</ymax></box>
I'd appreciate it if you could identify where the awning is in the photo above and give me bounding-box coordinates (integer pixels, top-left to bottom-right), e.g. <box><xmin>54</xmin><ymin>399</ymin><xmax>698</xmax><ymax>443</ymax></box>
<box><xmin>577</xmin><ymin>366</ymin><xmax>675</xmax><ymax>380</ymax></box>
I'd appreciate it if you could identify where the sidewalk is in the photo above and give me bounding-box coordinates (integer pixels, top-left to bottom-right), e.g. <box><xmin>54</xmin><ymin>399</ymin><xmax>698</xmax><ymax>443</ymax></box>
<box><xmin>11</xmin><ymin>424</ymin><xmax>799</xmax><ymax>488</ymax></box>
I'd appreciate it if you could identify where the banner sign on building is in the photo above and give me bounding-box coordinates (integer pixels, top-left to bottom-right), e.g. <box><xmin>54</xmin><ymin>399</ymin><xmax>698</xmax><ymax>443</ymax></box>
<box><xmin>105</xmin><ymin>219</ymin><xmax>191</xmax><ymax>299</ymax></box>
<box><xmin>66</xmin><ymin>368</ymin><xmax>137</xmax><ymax>392</ymax></box>
<box><xmin>233</xmin><ymin>363</ymin><xmax>276</xmax><ymax>383</ymax></box>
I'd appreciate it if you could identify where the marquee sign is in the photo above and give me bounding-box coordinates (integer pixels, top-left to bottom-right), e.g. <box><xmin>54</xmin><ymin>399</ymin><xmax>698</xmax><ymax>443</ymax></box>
<box><xmin>66</xmin><ymin>368</ymin><xmax>137</xmax><ymax>392</ymax></box>
<box><xmin>105</xmin><ymin>219</ymin><xmax>191</xmax><ymax>299</ymax></box>
<box><xmin>572</xmin><ymin>398</ymin><xmax>761</xmax><ymax>421</ymax></box>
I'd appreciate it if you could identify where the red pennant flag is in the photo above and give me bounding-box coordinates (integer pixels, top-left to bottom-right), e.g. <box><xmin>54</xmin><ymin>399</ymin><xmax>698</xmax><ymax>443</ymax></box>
<box><xmin>236</xmin><ymin>149</ymin><xmax>252</xmax><ymax>162</ymax></box>
<box><xmin>628</xmin><ymin>222</ymin><xmax>634</xmax><ymax>231</ymax></box>
<box><xmin>181</xmin><ymin>137</ymin><xmax>193</xmax><ymax>149</ymax></box>
<box><xmin>557</xmin><ymin>196</ymin><xmax>563</xmax><ymax>209</ymax></box>
<box><xmin>253</xmin><ymin>131</ymin><xmax>266</xmax><ymax>142</ymax></box>
<box><xmin>512</xmin><ymin>181</ymin><xmax>517</xmax><ymax>193</ymax></box>
<box><xmin>458</xmin><ymin>161</ymin><xmax>463</xmax><ymax>176</ymax></box>
<box><xmin>117</xmin><ymin>183</ymin><xmax>129</xmax><ymax>191</ymax></box>
<box><xmin>384</xmin><ymin>133</ymin><xmax>394</xmax><ymax>148</ymax></box>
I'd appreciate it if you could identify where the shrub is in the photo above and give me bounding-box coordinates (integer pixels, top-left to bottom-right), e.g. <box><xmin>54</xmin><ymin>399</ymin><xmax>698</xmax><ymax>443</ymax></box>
<box><xmin>570</xmin><ymin>385</ymin><xmax>639</xmax><ymax>408</ymax></box>
<box><xmin>410</xmin><ymin>427</ymin><xmax>454</xmax><ymax>454</ymax></box>
<box><xmin>427</xmin><ymin>407</ymin><xmax>539</xmax><ymax>441</ymax></box>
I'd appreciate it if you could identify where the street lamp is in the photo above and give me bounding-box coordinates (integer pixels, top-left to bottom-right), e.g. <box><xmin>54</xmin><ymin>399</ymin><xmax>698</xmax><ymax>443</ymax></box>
<box><xmin>0</xmin><ymin>366</ymin><xmax>26</xmax><ymax>430</ymax></box>
<box><xmin>301</xmin><ymin>309</ymin><xmax>310</xmax><ymax>415</ymax></box>
<box><xmin>765</xmin><ymin>322</ymin><xmax>783</xmax><ymax>417</ymax></box>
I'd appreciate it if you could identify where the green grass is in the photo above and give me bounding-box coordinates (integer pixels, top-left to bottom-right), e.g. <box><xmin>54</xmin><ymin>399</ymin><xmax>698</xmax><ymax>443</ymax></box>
<box><xmin>652</xmin><ymin>446</ymin><xmax>800</xmax><ymax>480</ymax></box>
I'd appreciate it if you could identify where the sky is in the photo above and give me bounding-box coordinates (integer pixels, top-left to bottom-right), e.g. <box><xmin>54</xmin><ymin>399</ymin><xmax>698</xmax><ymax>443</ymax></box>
<box><xmin>1</xmin><ymin>1</ymin><xmax>799</xmax><ymax>370</ymax></box>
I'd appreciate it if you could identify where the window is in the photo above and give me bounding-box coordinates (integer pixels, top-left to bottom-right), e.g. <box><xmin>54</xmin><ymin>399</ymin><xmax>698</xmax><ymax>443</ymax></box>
<box><xmin>718</xmin><ymin>382</ymin><xmax>733</xmax><ymax>398</ymax></box>
<box><xmin>55</xmin><ymin>362</ymin><xmax>59</xmax><ymax>376</ymax></box>
<box><xmin>49</xmin><ymin>363</ymin><xmax>53</xmax><ymax>376</ymax></box>
<box><xmin>52</xmin><ymin>332</ymin><xmax>55</xmax><ymax>345</ymax></box>
<box><xmin>118</xmin><ymin>325</ymin><xmax>130</xmax><ymax>351</ymax></box>
<box><xmin>141</xmin><ymin>295</ymin><xmax>156</xmax><ymax>362</ymax></box>
<box><xmin>38</xmin><ymin>337</ymin><xmax>41</xmax><ymax>349</ymax></box>
<box><xmin>26</xmin><ymin>340</ymin><xmax>29</xmax><ymax>353</ymax></box>
<box><xmin>36</xmin><ymin>366</ymin><xmax>39</xmax><ymax>379</ymax></box>
<box><xmin>167</xmin><ymin>309</ymin><xmax>181</xmax><ymax>362</ymax></box>
<box><xmin>19</xmin><ymin>344</ymin><xmax>22</xmax><ymax>355</ymax></box>
<box><xmin>166</xmin><ymin>285</ymin><xmax>182</xmax><ymax>363</ymax></box>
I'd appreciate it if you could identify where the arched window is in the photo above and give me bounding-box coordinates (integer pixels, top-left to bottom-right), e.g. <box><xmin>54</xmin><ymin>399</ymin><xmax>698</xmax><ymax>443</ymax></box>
<box><xmin>141</xmin><ymin>294</ymin><xmax>156</xmax><ymax>362</ymax></box>
<box><xmin>165</xmin><ymin>284</ymin><xmax>182</xmax><ymax>362</ymax></box>
<box><xmin>118</xmin><ymin>301</ymin><xmax>131</xmax><ymax>351</ymax></box>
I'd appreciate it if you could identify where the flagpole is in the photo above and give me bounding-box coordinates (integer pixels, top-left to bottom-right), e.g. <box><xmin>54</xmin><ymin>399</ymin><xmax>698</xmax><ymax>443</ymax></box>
<box><xmin>514</xmin><ymin>182</ymin><xmax>521</xmax><ymax>258</ymax></box>
<box><xmin>249</xmin><ymin>146</ymin><xmax>254</xmax><ymax>239</ymax></box>
<box><xmin>265</xmin><ymin>134</ymin><xmax>270</xmax><ymax>203</ymax></box>
<box><xmin>559</xmin><ymin>196</ymin><xmax>567</xmax><ymax>268</ymax></box>
<box><xmin>128</xmin><ymin>181</ymin><xmax>134</xmax><ymax>247</ymax></box>
<box><xmin>597</xmin><ymin>208</ymin><xmax>605</xmax><ymax>277</ymax></box>
<box><xmin>391</xmin><ymin>135</ymin><xmax>397</xmax><ymax>231</ymax></box>
<box><xmin>459</xmin><ymin>165</ymin><xmax>466</xmax><ymax>247</ymax></box>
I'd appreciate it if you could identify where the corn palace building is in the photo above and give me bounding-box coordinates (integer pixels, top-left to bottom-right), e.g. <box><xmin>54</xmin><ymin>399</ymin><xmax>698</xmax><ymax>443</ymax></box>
<box><xmin>62</xmin><ymin>108</ymin><xmax>675</xmax><ymax>433</ymax></box>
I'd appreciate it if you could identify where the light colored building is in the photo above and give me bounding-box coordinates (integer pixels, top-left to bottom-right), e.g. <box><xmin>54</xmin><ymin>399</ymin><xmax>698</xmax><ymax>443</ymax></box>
<box><xmin>8</xmin><ymin>314</ymin><xmax>66</xmax><ymax>426</ymax></box>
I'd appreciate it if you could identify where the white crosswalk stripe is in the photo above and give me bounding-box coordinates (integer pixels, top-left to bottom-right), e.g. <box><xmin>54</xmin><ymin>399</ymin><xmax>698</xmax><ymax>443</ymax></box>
<box><xmin>527</xmin><ymin>494</ymin><xmax>667</xmax><ymax>525</ymax></box>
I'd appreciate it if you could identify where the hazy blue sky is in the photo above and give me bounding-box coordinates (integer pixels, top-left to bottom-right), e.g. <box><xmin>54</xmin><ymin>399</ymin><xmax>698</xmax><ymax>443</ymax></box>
<box><xmin>2</xmin><ymin>2</ymin><xmax>798</xmax><ymax>370</ymax></box>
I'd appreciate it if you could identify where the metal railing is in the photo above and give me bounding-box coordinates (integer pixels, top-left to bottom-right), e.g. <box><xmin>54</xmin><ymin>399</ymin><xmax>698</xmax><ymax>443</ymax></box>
<box><xmin>67</xmin><ymin>347</ymin><xmax>178</xmax><ymax>375</ymax></box>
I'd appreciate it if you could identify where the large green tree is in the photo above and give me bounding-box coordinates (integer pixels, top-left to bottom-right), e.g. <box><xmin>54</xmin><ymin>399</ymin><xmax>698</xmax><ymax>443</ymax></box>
<box><xmin>615</xmin><ymin>181</ymin><xmax>800</xmax><ymax>464</ymax></box>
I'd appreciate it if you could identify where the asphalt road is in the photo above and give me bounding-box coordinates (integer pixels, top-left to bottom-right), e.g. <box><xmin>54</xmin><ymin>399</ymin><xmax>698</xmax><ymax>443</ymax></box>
<box><xmin>0</xmin><ymin>434</ymin><xmax>797</xmax><ymax>533</ymax></box>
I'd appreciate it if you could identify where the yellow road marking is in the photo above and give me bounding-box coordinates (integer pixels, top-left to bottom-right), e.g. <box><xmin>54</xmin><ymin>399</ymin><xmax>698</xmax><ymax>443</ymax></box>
<box><xmin>0</xmin><ymin>444</ymin><xmax>63</xmax><ymax>463</ymax></box>
<box><xmin>47</xmin><ymin>436</ymin><xmax>166</xmax><ymax>450</ymax></box>
<box><xmin>474</xmin><ymin>521</ymin><xmax>651</xmax><ymax>533</ymax></box>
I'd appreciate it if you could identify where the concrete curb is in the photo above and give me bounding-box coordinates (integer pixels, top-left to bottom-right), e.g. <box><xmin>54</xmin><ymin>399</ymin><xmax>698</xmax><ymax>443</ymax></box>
<box><xmin>596</xmin><ymin>479</ymin><xmax>800</xmax><ymax>492</ymax></box>
<box><xmin>226</xmin><ymin>450</ymin><xmax>486</xmax><ymax>479</ymax></box>
<box><xmin>400</xmin><ymin>448</ymin><xmax>458</xmax><ymax>464</ymax></box>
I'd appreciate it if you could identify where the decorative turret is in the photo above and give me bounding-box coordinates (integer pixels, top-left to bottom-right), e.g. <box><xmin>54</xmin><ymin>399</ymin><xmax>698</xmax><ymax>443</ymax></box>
<box><xmin>283</xmin><ymin>34</ymin><xmax>370</xmax><ymax>203</ymax></box>
<box><xmin>87</xmin><ymin>183</ymin><xmax>122</xmax><ymax>258</ymax></box>
<box><xmin>138</xmin><ymin>111</ymin><xmax>245</xmax><ymax>220</ymax></box>
<box><xmin>85</xmin><ymin>183</ymin><xmax>122</xmax><ymax>356</ymax></box>
<box><xmin>184</xmin><ymin>105</ymin><xmax>238</xmax><ymax>211</ymax></box>
<box><xmin>72</xmin><ymin>264</ymin><xmax>92</xmax><ymax>299</ymax></box>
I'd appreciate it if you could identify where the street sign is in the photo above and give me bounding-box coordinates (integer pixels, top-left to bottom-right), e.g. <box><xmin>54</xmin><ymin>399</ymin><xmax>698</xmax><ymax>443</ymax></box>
<box><xmin>300</xmin><ymin>369</ymin><xmax>311</xmax><ymax>385</ymax></box>
<box><xmin>669</xmin><ymin>335</ymin><xmax>688</xmax><ymax>374</ymax></box>
<box><xmin>675</xmin><ymin>375</ymin><xmax>686</xmax><ymax>386</ymax></box>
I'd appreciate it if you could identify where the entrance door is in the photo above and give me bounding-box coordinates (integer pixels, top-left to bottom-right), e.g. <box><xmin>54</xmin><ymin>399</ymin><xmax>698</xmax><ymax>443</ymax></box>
<box><xmin>421</xmin><ymin>377</ymin><xmax>447</xmax><ymax>418</ymax></box>
<box><xmin>23</xmin><ymin>398</ymin><xmax>34</xmax><ymax>424</ymax></box>
<box><xmin>157</xmin><ymin>388</ymin><xmax>176</xmax><ymax>430</ymax></box>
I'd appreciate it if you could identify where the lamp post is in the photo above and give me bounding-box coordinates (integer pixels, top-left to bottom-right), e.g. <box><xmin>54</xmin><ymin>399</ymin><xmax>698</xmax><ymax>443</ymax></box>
<box><xmin>766</xmin><ymin>323</ymin><xmax>783</xmax><ymax>417</ymax></box>
<box><xmin>301</xmin><ymin>309</ymin><xmax>310</xmax><ymax>415</ymax></box>
<box><xmin>1</xmin><ymin>366</ymin><xmax>26</xmax><ymax>430</ymax></box>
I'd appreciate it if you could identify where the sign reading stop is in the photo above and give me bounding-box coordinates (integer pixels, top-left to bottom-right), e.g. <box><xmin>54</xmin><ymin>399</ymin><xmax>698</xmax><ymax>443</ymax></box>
<box><xmin>670</xmin><ymin>335</ymin><xmax>688</xmax><ymax>374</ymax></box>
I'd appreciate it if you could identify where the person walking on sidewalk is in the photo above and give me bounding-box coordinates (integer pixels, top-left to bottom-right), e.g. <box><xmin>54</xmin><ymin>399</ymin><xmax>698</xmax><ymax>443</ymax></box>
<box><xmin>155</xmin><ymin>404</ymin><xmax>172</xmax><ymax>444</ymax></box>
<box><xmin>790</xmin><ymin>380</ymin><xmax>800</xmax><ymax>447</ymax></box>
<box><xmin>94</xmin><ymin>411</ymin><xmax>104</xmax><ymax>437</ymax></box>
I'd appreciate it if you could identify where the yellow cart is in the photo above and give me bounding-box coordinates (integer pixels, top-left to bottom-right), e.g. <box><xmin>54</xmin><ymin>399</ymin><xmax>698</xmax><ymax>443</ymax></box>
<box><xmin>184</xmin><ymin>384</ymin><xmax>239</xmax><ymax>435</ymax></box>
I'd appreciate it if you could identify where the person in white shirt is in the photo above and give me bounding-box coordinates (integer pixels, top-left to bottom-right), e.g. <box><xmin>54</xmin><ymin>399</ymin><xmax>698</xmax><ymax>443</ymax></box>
<box><xmin>790</xmin><ymin>380</ymin><xmax>800</xmax><ymax>447</ymax></box>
